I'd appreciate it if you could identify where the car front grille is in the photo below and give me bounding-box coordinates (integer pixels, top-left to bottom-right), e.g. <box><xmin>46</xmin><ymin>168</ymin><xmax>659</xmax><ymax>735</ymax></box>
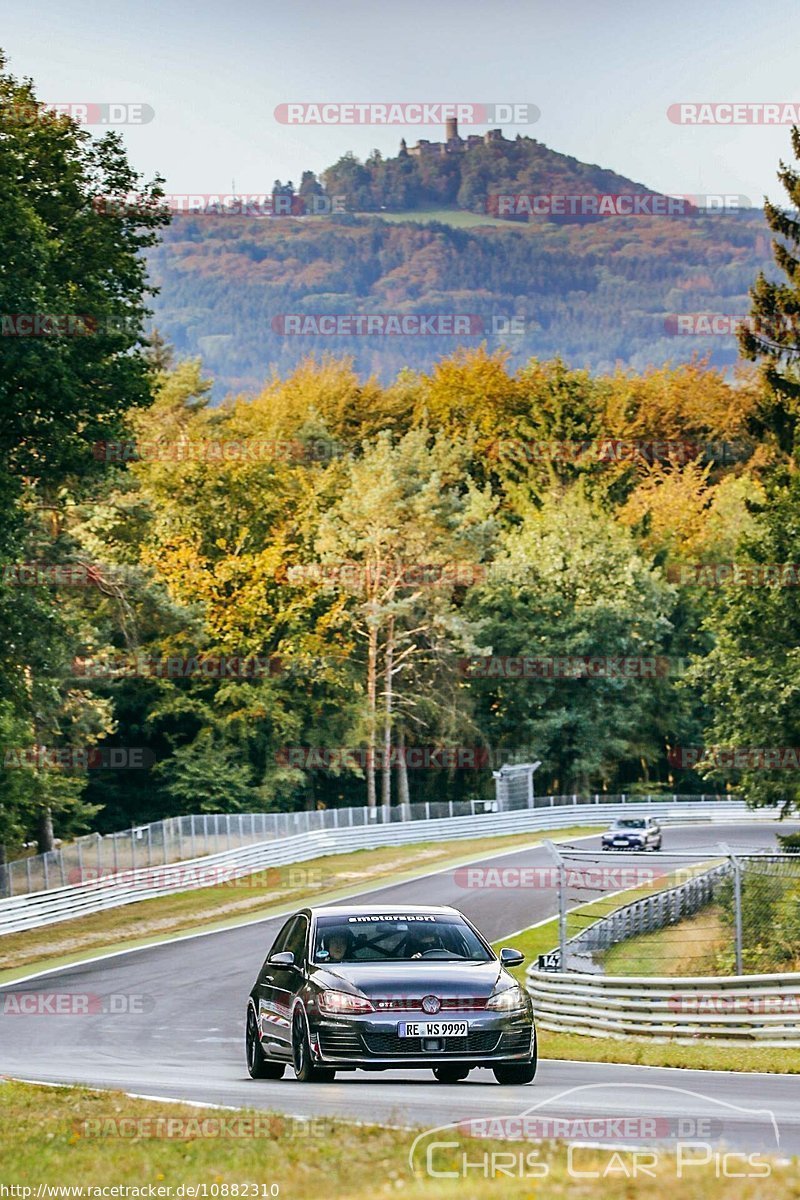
<box><xmin>371</xmin><ymin>997</ymin><xmax>488</xmax><ymax>1011</ymax></box>
<box><xmin>363</xmin><ymin>1029</ymin><xmax>501</xmax><ymax>1056</ymax></box>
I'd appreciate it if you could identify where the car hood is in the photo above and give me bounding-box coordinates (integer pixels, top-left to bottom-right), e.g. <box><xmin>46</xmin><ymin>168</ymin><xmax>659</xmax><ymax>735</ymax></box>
<box><xmin>311</xmin><ymin>959</ymin><xmax>506</xmax><ymax>999</ymax></box>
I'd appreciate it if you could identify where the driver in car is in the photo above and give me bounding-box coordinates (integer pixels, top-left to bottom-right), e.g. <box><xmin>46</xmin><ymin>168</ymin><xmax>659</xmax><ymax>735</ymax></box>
<box><xmin>410</xmin><ymin>928</ymin><xmax>441</xmax><ymax>958</ymax></box>
<box><xmin>326</xmin><ymin>930</ymin><xmax>351</xmax><ymax>962</ymax></box>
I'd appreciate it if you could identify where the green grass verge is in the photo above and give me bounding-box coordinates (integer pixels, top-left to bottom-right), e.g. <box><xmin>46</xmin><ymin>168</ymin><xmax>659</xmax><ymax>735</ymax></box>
<box><xmin>538</xmin><ymin>1029</ymin><xmax>800</xmax><ymax>1073</ymax></box>
<box><xmin>0</xmin><ymin>826</ymin><xmax>600</xmax><ymax>982</ymax></box>
<box><xmin>0</xmin><ymin>1080</ymin><xmax>792</xmax><ymax>1197</ymax></box>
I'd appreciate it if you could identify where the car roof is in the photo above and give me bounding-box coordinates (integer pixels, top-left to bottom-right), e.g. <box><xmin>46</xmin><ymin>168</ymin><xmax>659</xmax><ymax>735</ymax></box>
<box><xmin>304</xmin><ymin>903</ymin><xmax>465</xmax><ymax>918</ymax></box>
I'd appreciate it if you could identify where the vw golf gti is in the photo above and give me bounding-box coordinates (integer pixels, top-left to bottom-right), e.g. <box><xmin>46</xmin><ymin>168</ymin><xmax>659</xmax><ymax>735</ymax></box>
<box><xmin>245</xmin><ymin>904</ymin><xmax>536</xmax><ymax>1084</ymax></box>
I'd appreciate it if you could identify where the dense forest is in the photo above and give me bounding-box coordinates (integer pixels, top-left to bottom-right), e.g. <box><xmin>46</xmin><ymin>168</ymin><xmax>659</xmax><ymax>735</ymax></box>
<box><xmin>148</xmin><ymin>205</ymin><xmax>773</xmax><ymax>396</ymax></box>
<box><xmin>3</xmin><ymin>345</ymin><xmax>798</xmax><ymax>847</ymax></box>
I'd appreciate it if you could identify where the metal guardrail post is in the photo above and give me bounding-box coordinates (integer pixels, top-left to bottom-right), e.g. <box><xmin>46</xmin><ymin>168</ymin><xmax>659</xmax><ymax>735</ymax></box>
<box><xmin>732</xmin><ymin>852</ymin><xmax>743</xmax><ymax>975</ymax></box>
<box><xmin>718</xmin><ymin>842</ymin><xmax>743</xmax><ymax>975</ymax></box>
<box><xmin>544</xmin><ymin>840</ymin><xmax>567</xmax><ymax>972</ymax></box>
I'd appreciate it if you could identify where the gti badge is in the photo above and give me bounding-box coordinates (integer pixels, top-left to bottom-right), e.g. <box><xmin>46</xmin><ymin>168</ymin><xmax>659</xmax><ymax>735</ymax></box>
<box><xmin>422</xmin><ymin>995</ymin><xmax>441</xmax><ymax>1014</ymax></box>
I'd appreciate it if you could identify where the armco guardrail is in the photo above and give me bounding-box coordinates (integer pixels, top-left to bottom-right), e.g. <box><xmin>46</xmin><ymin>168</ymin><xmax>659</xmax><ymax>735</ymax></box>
<box><xmin>2</xmin><ymin>791</ymin><xmax>732</xmax><ymax>897</ymax></box>
<box><xmin>0</xmin><ymin>798</ymin><xmax>763</xmax><ymax>935</ymax></box>
<box><xmin>526</xmin><ymin>966</ymin><xmax>800</xmax><ymax>1045</ymax></box>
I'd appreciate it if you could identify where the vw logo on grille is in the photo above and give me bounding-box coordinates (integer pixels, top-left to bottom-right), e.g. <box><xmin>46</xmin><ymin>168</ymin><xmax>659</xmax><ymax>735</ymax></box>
<box><xmin>421</xmin><ymin>994</ymin><xmax>441</xmax><ymax>1014</ymax></box>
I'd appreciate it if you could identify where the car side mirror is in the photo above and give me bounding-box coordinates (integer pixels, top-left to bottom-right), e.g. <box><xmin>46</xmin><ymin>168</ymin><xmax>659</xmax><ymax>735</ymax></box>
<box><xmin>268</xmin><ymin>950</ymin><xmax>295</xmax><ymax>968</ymax></box>
<box><xmin>500</xmin><ymin>947</ymin><xmax>524</xmax><ymax>967</ymax></box>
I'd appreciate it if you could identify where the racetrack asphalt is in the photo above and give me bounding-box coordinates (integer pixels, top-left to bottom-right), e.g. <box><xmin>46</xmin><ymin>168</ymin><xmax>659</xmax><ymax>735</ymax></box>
<box><xmin>1</xmin><ymin>821</ymin><xmax>798</xmax><ymax>1156</ymax></box>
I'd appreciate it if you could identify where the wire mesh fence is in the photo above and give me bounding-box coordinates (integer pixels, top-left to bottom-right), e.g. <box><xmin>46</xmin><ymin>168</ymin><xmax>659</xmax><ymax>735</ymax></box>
<box><xmin>0</xmin><ymin>791</ymin><xmax>730</xmax><ymax>898</ymax></box>
<box><xmin>541</xmin><ymin>843</ymin><xmax>800</xmax><ymax>978</ymax></box>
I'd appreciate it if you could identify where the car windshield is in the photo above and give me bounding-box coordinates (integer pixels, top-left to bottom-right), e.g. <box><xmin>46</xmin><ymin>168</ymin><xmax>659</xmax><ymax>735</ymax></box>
<box><xmin>312</xmin><ymin>914</ymin><xmax>493</xmax><ymax>963</ymax></box>
<box><xmin>612</xmin><ymin>819</ymin><xmax>646</xmax><ymax>829</ymax></box>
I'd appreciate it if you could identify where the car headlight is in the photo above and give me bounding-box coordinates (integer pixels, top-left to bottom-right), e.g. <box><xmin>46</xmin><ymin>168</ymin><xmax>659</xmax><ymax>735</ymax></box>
<box><xmin>318</xmin><ymin>989</ymin><xmax>374</xmax><ymax>1015</ymax></box>
<box><xmin>486</xmin><ymin>984</ymin><xmax>527</xmax><ymax>1012</ymax></box>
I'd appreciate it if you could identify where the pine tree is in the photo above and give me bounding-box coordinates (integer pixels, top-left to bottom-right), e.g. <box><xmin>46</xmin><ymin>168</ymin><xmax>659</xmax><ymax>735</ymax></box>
<box><xmin>739</xmin><ymin>126</ymin><xmax>800</xmax><ymax>453</ymax></box>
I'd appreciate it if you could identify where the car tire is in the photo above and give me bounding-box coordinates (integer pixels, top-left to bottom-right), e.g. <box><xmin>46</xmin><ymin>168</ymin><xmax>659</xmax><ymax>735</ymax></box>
<box><xmin>292</xmin><ymin>1009</ymin><xmax>336</xmax><ymax>1083</ymax></box>
<box><xmin>246</xmin><ymin>1005</ymin><xmax>286</xmax><ymax>1080</ymax></box>
<box><xmin>433</xmin><ymin>1066</ymin><xmax>470</xmax><ymax>1083</ymax></box>
<box><xmin>493</xmin><ymin>1032</ymin><xmax>537</xmax><ymax>1085</ymax></box>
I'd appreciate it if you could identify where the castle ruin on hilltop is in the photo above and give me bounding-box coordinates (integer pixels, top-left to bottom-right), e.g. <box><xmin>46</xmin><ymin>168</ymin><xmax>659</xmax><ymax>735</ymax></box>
<box><xmin>401</xmin><ymin>119</ymin><xmax>509</xmax><ymax>158</ymax></box>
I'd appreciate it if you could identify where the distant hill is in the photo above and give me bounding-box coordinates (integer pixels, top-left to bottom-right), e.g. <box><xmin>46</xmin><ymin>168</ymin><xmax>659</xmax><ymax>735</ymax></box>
<box><xmin>319</xmin><ymin>129</ymin><xmax>679</xmax><ymax>218</ymax></box>
<box><xmin>146</xmin><ymin>132</ymin><xmax>773</xmax><ymax>397</ymax></box>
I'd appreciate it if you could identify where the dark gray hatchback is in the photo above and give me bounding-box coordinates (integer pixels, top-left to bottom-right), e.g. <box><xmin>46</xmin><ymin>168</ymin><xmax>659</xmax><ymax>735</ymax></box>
<box><xmin>246</xmin><ymin>904</ymin><xmax>536</xmax><ymax>1084</ymax></box>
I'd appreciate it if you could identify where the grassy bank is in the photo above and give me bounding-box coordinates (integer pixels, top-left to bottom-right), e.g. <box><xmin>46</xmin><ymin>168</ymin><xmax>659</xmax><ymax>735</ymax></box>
<box><xmin>0</xmin><ymin>1080</ymin><xmax>792</xmax><ymax>1198</ymax></box>
<box><xmin>601</xmin><ymin>905</ymin><xmax>729</xmax><ymax>976</ymax></box>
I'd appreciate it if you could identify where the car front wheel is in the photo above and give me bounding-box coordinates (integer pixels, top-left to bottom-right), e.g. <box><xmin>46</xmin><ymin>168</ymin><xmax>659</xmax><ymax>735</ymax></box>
<box><xmin>246</xmin><ymin>1006</ymin><xmax>286</xmax><ymax>1080</ymax></box>
<box><xmin>292</xmin><ymin>1010</ymin><xmax>335</xmax><ymax>1083</ymax></box>
<box><xmin>493</xmin><ymin>1032</ymin><xmax>537</xmax><ymax>1085</ymax></box>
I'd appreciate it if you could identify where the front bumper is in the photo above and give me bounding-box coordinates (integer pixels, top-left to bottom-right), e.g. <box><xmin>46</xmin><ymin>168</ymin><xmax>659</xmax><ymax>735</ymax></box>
<box><xmin>309</xmin><ymin>1011</ymin><xmax>535</xmax><ymax>1068</ymax></box>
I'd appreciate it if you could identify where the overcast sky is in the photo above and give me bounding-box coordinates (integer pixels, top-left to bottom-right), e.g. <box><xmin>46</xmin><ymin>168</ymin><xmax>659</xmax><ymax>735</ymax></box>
<box><xmin>2</xmin><ymin>0</ymin><xmax>795</xmax><ymax>204</ymax></box>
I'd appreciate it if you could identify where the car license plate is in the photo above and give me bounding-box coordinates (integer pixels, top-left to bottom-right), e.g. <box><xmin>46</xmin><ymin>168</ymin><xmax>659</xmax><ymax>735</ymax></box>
<box><xmin>398</xmin><ymin>1021</ymin><xmax>469</xmax><ymax>1038</ymax></box>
